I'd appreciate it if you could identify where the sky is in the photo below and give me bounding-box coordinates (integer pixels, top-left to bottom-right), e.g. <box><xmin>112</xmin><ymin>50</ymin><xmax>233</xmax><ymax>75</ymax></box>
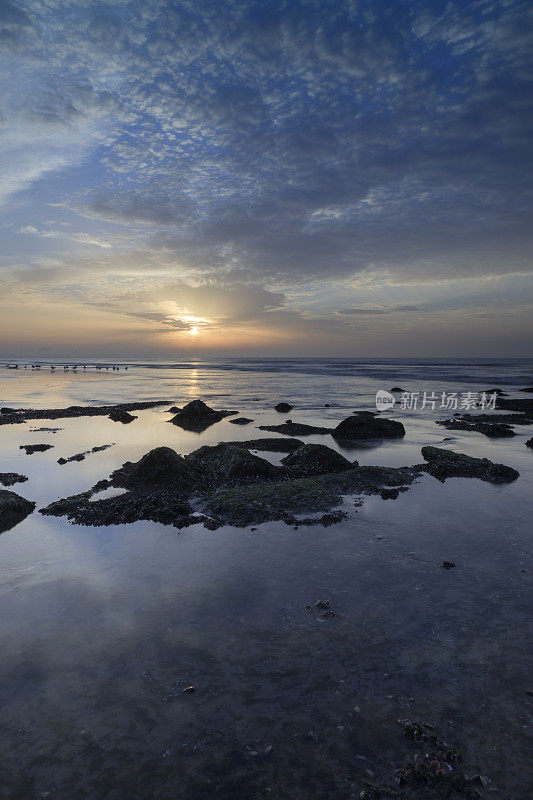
<box><xmin>0</xmin><ymin>0</ymin><xmax>532</xmax><ymax>358</ymax></box>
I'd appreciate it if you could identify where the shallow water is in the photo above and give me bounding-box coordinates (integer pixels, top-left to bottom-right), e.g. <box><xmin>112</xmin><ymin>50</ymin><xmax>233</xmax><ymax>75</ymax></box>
<box><xmin>0</xmin><ymin>359</ymin><xmax>532</xmax><ymax>799</ymax></box>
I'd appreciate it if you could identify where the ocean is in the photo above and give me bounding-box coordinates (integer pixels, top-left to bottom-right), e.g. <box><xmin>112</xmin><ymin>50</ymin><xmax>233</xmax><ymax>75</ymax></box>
<box><xmin>0</xmin><ymin>358</ymin><xmax>531</xmax><ymax>798</ymax></box>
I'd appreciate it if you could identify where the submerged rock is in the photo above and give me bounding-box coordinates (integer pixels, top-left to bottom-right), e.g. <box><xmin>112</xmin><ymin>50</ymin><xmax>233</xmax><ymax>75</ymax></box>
<box><xmin>229</xmin><ymin>417</ymin><xmax>254</xmax><ymax>425</ymax></box>
<box><xmin>0</xmin><ymin>472</ymin><xmax>28</xmax><ymax>487</ymax></box>
<box><xmin>274</xmin><ymin>402</ymin><xmax>294</xmax><ymax>412</ymax></box>
<box><xmin>333</xmin><ymin>411</ymin><xmax>405</xmax><ymax>440</ymax></box>
<box><xmin>20</xmin><ymin>443</ymin><xmax>53</xmax><ymax>454</ymax></box>
<box><xmin>111</xmin><ymin>446</ymin><xmax>200</xmax><ymax>491</ymax></box>
<box><xmin>108</xmin><ymin>409</ymin><xmax>137</xmax><ymax>423</ymax></box>
<box><xmin>0</xmin><ymin>490</ymin><xmax>35</xmax><ymax>532</ymax></box>
<box><xmin>57</xmin><ymin>444</ymin><xmax>114</xmax><ymax>465</ymax></box>
<box><xmin>280</xmin><ymin>443</ymin><xmax>355</xmax><ymax>477</ymax></box>
<box><xmin>496</xmin><ymin>397</ymin><xmax>533</xmax><ymax>413</ymax></box>
<box><xmin>420</xmin><ymin>446</ymin><xmax>519</xmax><ymax>482</ymax></box>
<box><xmin>186</xmin><ymin>443</ymin><xmax>280</xmax><ymax>483</ymax></box>
<box><xmin>520</xmin><ymin>387</ymin><xmax>533</xmax><ymax>392</ymax></box>
<box><xmin>258</xmin><ymin>421</ymin><xmax>333</xmax><ymax>436</ymax></box>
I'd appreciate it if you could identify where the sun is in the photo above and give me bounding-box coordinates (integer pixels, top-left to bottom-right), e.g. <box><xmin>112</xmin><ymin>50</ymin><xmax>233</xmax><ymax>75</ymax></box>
<box><xmin>188</xmin><ymin>325</ymin><xmax>199</xmax><ymax>336</ymax></box>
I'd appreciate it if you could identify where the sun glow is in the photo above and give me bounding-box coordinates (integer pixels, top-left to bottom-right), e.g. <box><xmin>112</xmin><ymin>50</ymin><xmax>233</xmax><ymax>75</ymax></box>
<box><xmin>188</xmin><ymin>325</ymin><xmax>199</xmax><ymax>336</ymax></box>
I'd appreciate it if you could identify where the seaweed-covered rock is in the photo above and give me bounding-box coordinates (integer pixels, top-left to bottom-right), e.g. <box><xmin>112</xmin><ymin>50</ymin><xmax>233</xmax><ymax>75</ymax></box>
<box><xmin>186</xmin><ymin>443</ymin><xmax>279</xmax><ymax>484</ymax></box>
<box><xmin>109</xmin><ymin>409</ymin><xmax>136</xmax><ymax>423</ymax></box>
<box><xmin>0</xmin><ymin>472</ymin><xmax>28</xmax><ymax>487</ymax></box>
<box><xmin>229</xmin><ymin>417</ymin><xmax>254</xmax><ymax>425</ymax></box>
<box><xmin>274</xmin><ymin>402</ymin><xmax>294</xmax><ymax>412</ymax></box>
<box><xmin>20</xmin><ymin>443</ymin><xmax>53</xmax><ymax>454</ymax></box>
<box><xmin>258</xmin><ymin>422</ymin><xmax>333</xmax><ymax>436</ymax></box>
<box><xmin>227</xmin><ymin>438</ymin><xmax>304</xmax><ymax>452</ymax></box>
<box><xmin>333</xmin><ymin>411</ymin><xmax>405</xmax><ymax>440</ymax></box>
<box><xmin>420</xmin><ymin>446</ymin><xmax>519</xmax><ymax>482</ymax></box>
<box><xmin>280</xmin><ymin>443</ymin><xmax>355</xmax><ymax>477</ymax></box>
<box><xmin>204</xmin><ymin>465</ymin><xmax>419</xmax><ymax>525</ymax></box>
<box><xmin>0</xmin><ymin>490</ymin><xmax>35</xmax><ymax>532</ymax></box>
<box><xmin>111</xmin><ymin>447</ymin><xmax>201</xmax><ymax>491</ymax></box>
<box><xmin>0</xmin><ymin>400</ymin><xmax>168</xmax><ymax>426</ymax></box>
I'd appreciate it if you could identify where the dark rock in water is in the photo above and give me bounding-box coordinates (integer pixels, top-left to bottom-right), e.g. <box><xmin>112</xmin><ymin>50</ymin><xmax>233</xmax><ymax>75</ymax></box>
<box><xmin>226</xmin><ymin>438</ymin><xmax>304</xmax><ymax>453</ymax></box>
<box><xmin>420</xmin><ymin>446</ymin><xmax>519</xmax><ymax>482</ymax></box>
<box><xmin>526</xmin><ymin>437</ymin><xmax>533</xmax><ymax>448</ymax></box>
<box><xmin>258</xmin><ymin>422</ymin><xmax>333</xmax><ymax>436</ymax></box>
<box><xmin>380</xmin><ymin>488</ymin><xmax>399</xmax><ymax>500</ymax></box>
<box><xmin>229</xmin><ymin>417</ymin><xmax>254</xmax><ymax>425</ymax></box>
<box><xmin>58</xmin><ymin>444</ymin><xmax>114</xmax><ymax>465</ymax></box>
<box><xmin>0</xmin><ymin>472</ymin><xmax>28</xmax><ymax>487</ymax></box>
<box><xmin>0</xmin><ymin>490</ymin><xmax>35</xmax><ymax>532</ymax></box>
<box><xmin>109</xmin><ymin>409</ymin><xmax>136</xmax><ymax>423</ymax></box>
<box><xmin>437</xmin><ymin>415</ymin><xmax>515</xmax><ymax>438</ymax></box>
<box><xmin>497</xmin><ymin>397</ymin><xmax>533</xmax><ymax>413</ymax></box>
<box><xmin>324</xmin><ymin>403</ymin><xmax>330</xmax><ymax>407</ymax></box>
<box><xmin>170</xmin><ymin>399</ymin><xmax>236</xmax><ymax>431</ymax></box>
<box><xmin>280</xmin><ymin>443</ymin><xmax>354</xmax><ymax>477</ymax></box>
<box><xmin>390</xmin><ymin>387</ymin><xmax>405</xmax><ymax>393</ymax></box>
<box><xmin>41</xmin><ymin>488</ymin><xmax>197</xmax><ymax>528</ymax></box>
<box><xmin>1</xmin><ymin>407</ymin><xmax>18</xmax><ymax>414</ymax></box>
<box><xmin>30</xmin><ymin>427</ymin><xmax>63</xmax><ymax>433</ymax></box>
<box><xmin>186</xmin><ymin>443</ymin><xmax>280</xmax><ymax>484</ymax></box>
<box><xmin>0</xmin><ymin>400</ymin><xmax>168</xmax><ymax>426</ymax></box>
<box><xmin>112</xmin><ymin>446</ymin><xmax>200</xmax><ymax>491</ymax></box>
<box><xmin>20</xmin><ymin>443</ymin><xmax>53</xmax><ymax>454</ymax></box>
<box><xmin>441</xmin><ymin>561</ymin><xmax>456</xmax><ymax>569</ymax></box>
<box><xmin>484</xmin><ymin>388</ymin><xmax>508</xmax><ymax>396</ymax></box>
<box><xmin>520</xmin><ymin>387</ymin><xmax>533</xmax><ymax>392</ymax></box>
<box><xmin>274</xmin><ymin>402</ymin><xmax>294</xmax><ymax>412</ymax></box>
<box><xmin>333</xmin><ymin>411</ymin><xmax>405</xmax><ymax>440</ymax></box>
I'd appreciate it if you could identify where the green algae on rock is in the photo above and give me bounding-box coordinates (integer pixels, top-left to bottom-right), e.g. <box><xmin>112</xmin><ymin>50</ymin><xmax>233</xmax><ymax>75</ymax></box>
<box><xmin>420</xmin><ymin>446</ymin><xmax>519</xmax><ymax>482</ymax></box>
<box><xmin>0</xmin><ymin>490</ymin><xmax>36</xmax><ymax>533</ymax></box>
<box><xmin>203</xmin><ymin>465</ymin><xmax>419</xmax><ymax>525</ymax></box>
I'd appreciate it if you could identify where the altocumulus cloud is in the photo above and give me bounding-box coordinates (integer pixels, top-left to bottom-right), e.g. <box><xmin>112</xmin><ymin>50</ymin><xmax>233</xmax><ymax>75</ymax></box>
<box><xmin>0</xmin><ymin>0</ymin><xmax>532</xmax><ymax>353</ymax></box>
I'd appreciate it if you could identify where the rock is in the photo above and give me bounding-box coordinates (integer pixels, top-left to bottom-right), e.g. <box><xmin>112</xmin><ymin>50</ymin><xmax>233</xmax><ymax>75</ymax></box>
<box><xmin>274</xmin><ymin>402</ymin><xmax>294</xmax><ymax>412</ymax></box>
<box><xmin>437</xmin><ymin>415</ymin><xmax>515</xmax><ymax>437</ymax></box>
<box><xmin>20</xmin><ymin>444</ymin><xmax>53</xmax><ymax>454</ymax></box>
<box><xmin>111</xmin><ymin>447</ymin><xmax>200</xmax><ymax>491</ymax></box>
<box><xmin>109</xmin><ymin>409</ymin><xmax>137</xmax><ymax>423</ymax></box>
<box><xmin>229</xmin><ymin>417</ymin><xmax>254</xmax><ymax>425</ymax></box>
<box><xmin>170</xmin><ymin>399</ymin><xmax>236</xmax><ymax>431</ymax></box>
<box><xmin>258</xmin><ymin>421</ymin><xmax>333</xmax><ymax>436</ymax></box>
<box><xmin>333</xmin><ymin>411</ymin><xmax>405</xmax><ymax>440</ymax></box>
<box><xmin>496</xmin><ymin>397</ymin><xmax>533</xmax><ymax>413</ymax></box>
<box><xmin>0</xmin><ymin>490</ymin><xmax>35</xmax><ymax>533</ymax></box>
<box><xmin>57</xmin><ymin>444</ymin><xmax>114</xmax><ymax>465</ymax></box>
<box><xmin>441</xmin><ymin>561</ymin><xmax>456</xmax><ymax>569</ymax></box>
<box><xmin>280</xmin><ymin>443</ymin><xmax>355</xmax><ymax>477</ymax></box>
<box><xmin>420</xmin><ymin>446</ymin><xmax>519</xmax><ymax>482</ymax></box>
<box><xmin>483</xmin><ymin>388</ymin><xmax>508</xmax><ymax>396</ymax></box>
<box><xmin>226</xmin><ymin>438</ymin><xmax>304</xmax><ymax>452</ymax></box>
<box><xmin>380</xmin><ymin>488</ymin><xmax>399</xmax><ymax>499</ymax></box>
<box><xmin>182</xmin><ymin>685</ymin><xmax>196</xmax><ymax>694</ymax></box>
<box><xmin>520</xmin><ymin>387</ymin><xmax>533</xmax><ymax>392</ymax></box>
<box><xmin>0</xmin><ymin>401</ymin><xmax>168</xmax><ymax>426</ymax></box>
<box><xmin>0</xmin><ymin>472</ymin><xmax>28</xmax><ymax>487</ymax></box>
<box><xmin>390</xmin><ymin>387</ymin><xmax>406</xmax><ymax>392</ymax></box>
<box><xmin>527</xmin><ymin>437</ymin><xmax>533</xmax><ymax>448</ymax></box>
<box><xmin>186</xmin><ymin>443</ymin><xmax>280</xmax><ymax>483</ymax></box>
